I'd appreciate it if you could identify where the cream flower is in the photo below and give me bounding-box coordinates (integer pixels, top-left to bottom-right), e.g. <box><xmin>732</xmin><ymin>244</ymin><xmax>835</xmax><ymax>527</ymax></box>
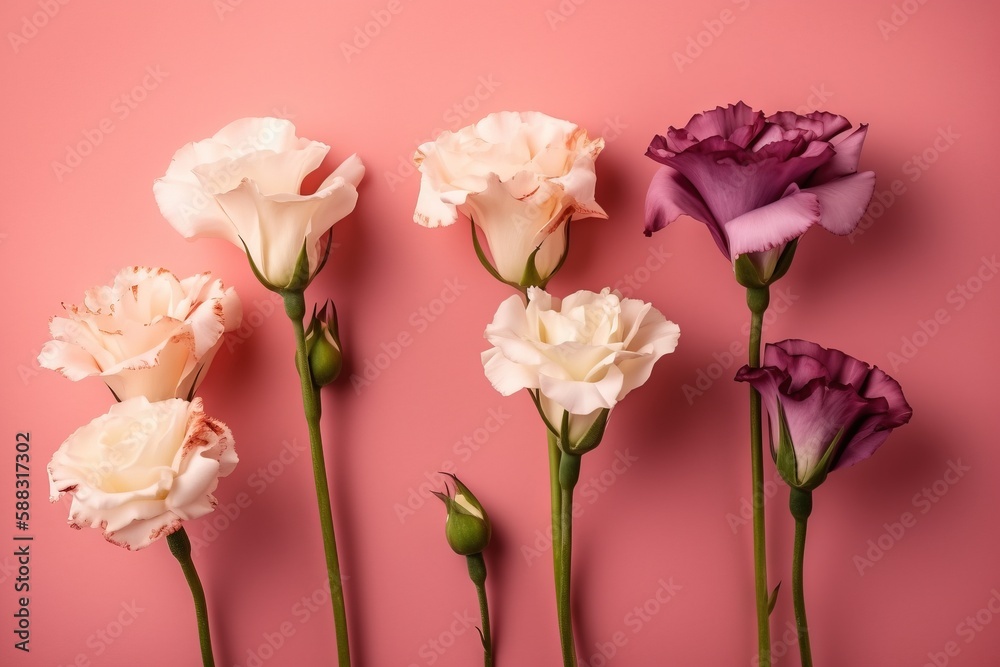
<box><xmin>39</xmin><ymin>267</ymin><xmax>241</xmax><ymax>402</ymax></box>
<box><xmin>482</xmin><ymin>287</ymin><xmax>680</xmax><ymax>452</ymax></box>
<box><xmin>154</xmin><ymin>117</ymin><xmax>364</xmax><ymax>290</ymax></box>
<box><xmin>413</xmin><ymin>111</ymin><xmax>606</xmax><ymax>287</ymax></box>
<box><xmin>48</xmin><ymin>397</ymin><xmax>237</xmax><ymax>551</ymax></box>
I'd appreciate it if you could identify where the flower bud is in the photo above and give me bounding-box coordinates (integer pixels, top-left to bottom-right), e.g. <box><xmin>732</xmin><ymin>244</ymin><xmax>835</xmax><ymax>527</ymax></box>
<box><xmin>305</xmin><ymin>300</ymin><xmax>342</xmax><ymax>387</ymax></box>
<box><xmin>433</xmin><ymin>474</ymin><xmax>492</xmax><ymax>556</ymax></box>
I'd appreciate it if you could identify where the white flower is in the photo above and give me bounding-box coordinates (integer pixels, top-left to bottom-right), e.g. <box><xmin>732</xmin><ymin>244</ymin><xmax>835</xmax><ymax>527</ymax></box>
<box><xmin>482</xmin><ymin>287</ymin><xmax>680</xmax><ymax>451</ymax></box>
<box><xmin>413</xmin><ymin>111</ymin><xmax>606</xmax><ymax>287</ymax></box>
<box><xmin>154</xmin><ymin>117</ymin><xmax>364</xmax><ymax>290</ymax></box>
<box><xmin>48</xmin><ymin>397</ymin><xmax>238</xmax><ymax>551</ymax></box>
<box><xmin>39</xmin><ymin>267</ymin><xmax>241</xmax><ymax>402</ymax></box>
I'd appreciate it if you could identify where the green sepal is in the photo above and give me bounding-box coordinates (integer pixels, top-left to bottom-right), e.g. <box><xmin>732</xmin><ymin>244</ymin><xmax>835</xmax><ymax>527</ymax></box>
<box><xmin>286</xmin><ymin>238</ymin><xmax>316</xmax><ymax>292</ymax></box>
<box><xmin>769</xmin><ymin>238</ymin><xmax>798</xmax><ymax>284</ymax></box>
<box><xmin>239</xmin><ymin>236</ymin><xmax>280</xmax><ymax>292</ymax></box>
<box><xmin>519</xmin><ymin>243</ymin><xmax>546</xmax><ymax>291</ymax></box>
<box><xmin>564</xmin><ymin>408</ymin><xmax>610</xmax><ymax>455</ymax></box>
<box><xmin>775</xmin><ymin>399</ymin><xmax>845</xmax><ymax>491</ymax></box>
<box><xmin>528</xmin><ymin>389</ymin><xmax>562</xmax><ymax>437</ymax></box>
<box><xmin>470</xmin><ymin>218</ymin><xmax>509</xmax><ymax>286</ymax></box>
<box><xmin>804</xmin><ymin>427</ymin><xmax>846</xmax><ymax>491</ymax></box>
<box><xmin>734</xmin><ymin>253</ymin><xmax>767</xmax><ymax>289</ymax></box>
<box><xmin>733</xmin><ymin>238</ymin><xmax>799</xmax><ymax>289</ymax></box>
<box><xmin>774</xmin><ymin>400</ymin><xmax>800</xmax><ymax>488</ymax></box>
<box><xmin>519</xmin><ymin>212</ymin><xmax>572</xmax><ymax>291</ymax></box>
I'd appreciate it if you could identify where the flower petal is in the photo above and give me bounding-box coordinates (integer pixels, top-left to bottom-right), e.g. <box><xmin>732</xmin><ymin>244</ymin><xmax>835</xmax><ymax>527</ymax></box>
<box><xmin>724</xmin><ymin>186</ymin><xmax>820</xmax><ymax>259</ymax></box>
<box><xmin>644</xmin><ymin>165</ymin><xmax>727</xmax><ymax>255</ymax></box>
<box><xmin>811</xmin><ymin>124</ymin><xmax>869</xmax><ymax>182</ymax></box>
<box><xmin>803</xmin><ymin>171</ymin><xmax>876</xmax><ymax>235</ymax></box>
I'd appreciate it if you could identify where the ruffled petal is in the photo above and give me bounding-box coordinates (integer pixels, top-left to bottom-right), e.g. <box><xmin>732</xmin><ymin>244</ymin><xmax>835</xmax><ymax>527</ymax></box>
<box><xmin>804</xmin><ymin>171</ymin><xmax>876</xmax><ymax>235</ymax></box>
<box><xmin>724</xmin><ymin>186</ymin><xmax>820</xmax><ymax>259</ymax></box>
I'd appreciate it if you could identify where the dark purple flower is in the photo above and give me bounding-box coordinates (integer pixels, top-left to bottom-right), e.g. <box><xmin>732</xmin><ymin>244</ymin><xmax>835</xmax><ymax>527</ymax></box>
<box><xmin>735</xmin><ymin>339</ymin><xmax>912</xmax><ymax>489</ymax></box>
<box><xmin>645</xmin><ymin>102</ymin><xmax>875</xmax><ymax>283</ymax></box>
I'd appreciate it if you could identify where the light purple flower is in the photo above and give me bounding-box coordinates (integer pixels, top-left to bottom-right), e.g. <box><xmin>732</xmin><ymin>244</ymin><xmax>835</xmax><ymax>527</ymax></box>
<box><xmin>735</xmin><ymin>339</ymin><xmax>912</xmax><ymax>489</ymax></box>
<box><xmin>645</xmin><ymin>102</ymin><xmax>875</xmax><ymax>282</ymax></box>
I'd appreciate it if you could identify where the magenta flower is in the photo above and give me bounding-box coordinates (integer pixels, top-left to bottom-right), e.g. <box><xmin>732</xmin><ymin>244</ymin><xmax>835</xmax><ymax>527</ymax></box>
<box><xmin>735</xmin><ymin>340</ymin><xmax>911</xmax><ymax>489</ymax></box>
<box><xmin>645</xmin><ymin>102</ymin><xmax>875</xmax><ymax>283</ymax></box>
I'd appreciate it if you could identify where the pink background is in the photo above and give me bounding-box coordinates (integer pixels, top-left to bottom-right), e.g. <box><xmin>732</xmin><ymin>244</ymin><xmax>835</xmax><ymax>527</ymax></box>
<box><xmin>2</xmin><ymin>0</ymin><xmax>998</xmax><ymax>665</ymax></box>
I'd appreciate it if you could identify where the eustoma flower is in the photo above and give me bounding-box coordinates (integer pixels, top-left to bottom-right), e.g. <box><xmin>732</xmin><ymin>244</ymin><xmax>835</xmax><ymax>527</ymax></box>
<box><xmin>735</xmin><ymin>339</ymin><xmax>912</xmax><ymax>490</ymax></box>
<box><xmin>483</xmin><ymin>287</ymin><xmax>680</xmax><ymax>452</ymax></box>
<box><xmin>482</xmin><ymin>287</ymin><xmax>678</xmax><ymax>665</ymax></box>
<box><xmin>154</xmin><ymin>117</ymin><xmax>364</xmax><ymax>291</ymax></box>
<box><xmin>736</xmin><ymin>339</ymin><xmax>911</xmax><ymax>667</ymax></box>
<box><xmin>38</xmin><ymin>267</ymin><xmax>241</xmax><ymax>402</ymax></box>
<box><xmin>645</xmin><ymin>101</ymin><xmax>874</xmax><ymax>286</ymax></box>
<box><xmin>48</xmin><ymin>397</ymin><xmax>237</xmax><ymax>551</ymax></box>
<box><xmin>413</xmin><ymin>111</ymin><xmax>606</xmax><ymax>290</ymax></box>
<box><xmin>155</xmin><ymin>118</ymin><xmax>362</xmax><ymax>666</ymax></box>
<box><xmin>644</xmin><ymin>102</ymin><xmax>876</xmax><ymax>665</ymax></box>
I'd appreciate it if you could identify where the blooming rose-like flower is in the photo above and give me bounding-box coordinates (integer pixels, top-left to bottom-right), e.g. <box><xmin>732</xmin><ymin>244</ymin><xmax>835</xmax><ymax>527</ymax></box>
<box><xmin>482</xmin><ymin>287</ymin><xmax>680</xmax><ymax>452</ymax></box>
<box><xmin>413</xmin><ymin>111</ymin><xmax>607</xmax><ymax>288</ymax></box>
<box><xmin>645</xmin><ymin>102</ymin><xmax>875</xmax><ymax>284</ymax></box>
<box><xmin>48</xmin><ymin>397</ymin><xmax>238</xmax><ymax>550</ymax></box>
<box><xmin>735</xmin><ymin>339</ymin><xmax>912</xmax><ymax>490</ymax></box>
<box><xmin>154</xmin><ymin>117</ymin><xmax>364</xmax><ymax>291</ymax></box>
<box><xmin>39</xmin><ymin>267</ymin><xmax>241</xmax><ymax>403</ymax></box>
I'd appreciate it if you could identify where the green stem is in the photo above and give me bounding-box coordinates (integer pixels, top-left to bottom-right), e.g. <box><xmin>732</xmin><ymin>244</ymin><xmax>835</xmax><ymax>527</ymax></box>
<box><xmin>284</xmin><ymin>291</ymin><xmax>351</xmax><ymax>667</ymax></box>
<box><xmin>167</xmin><ymin>527</ymin><xmax>215</xmax><ymax>667</ymax></box>
<box><xmin>557</xmin><ymin>453</ymin><xmax>581</xmax><ymax>667</ymax></box>
<box><xmin>467</xmin><ymin>553</ymin><xmax>494</xmax><ymax>667</ymax></box>
<box><xmin>747</xmin><ymin>286</ymin><xmax>771</xmax><ymax>667</ymax></box>
<box><xmin>548</xmin><ymin>430</ymin><xmax>562</xmax><ymax>597</ymax></box>
<box><xmin>790</xmin><ymin>488</ymin><xmax>814</xmax><ymax>667</ymax></box>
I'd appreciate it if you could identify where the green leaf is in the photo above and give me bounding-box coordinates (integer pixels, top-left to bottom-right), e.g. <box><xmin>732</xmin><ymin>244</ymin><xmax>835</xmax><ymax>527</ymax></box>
<box><xmin>768</xmin><ymin>581</ymin><xmax>782</xmax><ymax>615</ymax></box>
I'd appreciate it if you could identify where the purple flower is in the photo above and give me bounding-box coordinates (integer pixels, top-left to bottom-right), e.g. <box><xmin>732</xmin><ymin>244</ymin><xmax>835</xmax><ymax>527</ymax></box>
<box><xmin>645</xmin><ymin>102</ymin><xmax>875</xmax><ymax>283</ymax></box>
<box><xmin>735</xmin><ymin>340</ymin><xmax>912</xmax><ymax>489</ymax></box>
